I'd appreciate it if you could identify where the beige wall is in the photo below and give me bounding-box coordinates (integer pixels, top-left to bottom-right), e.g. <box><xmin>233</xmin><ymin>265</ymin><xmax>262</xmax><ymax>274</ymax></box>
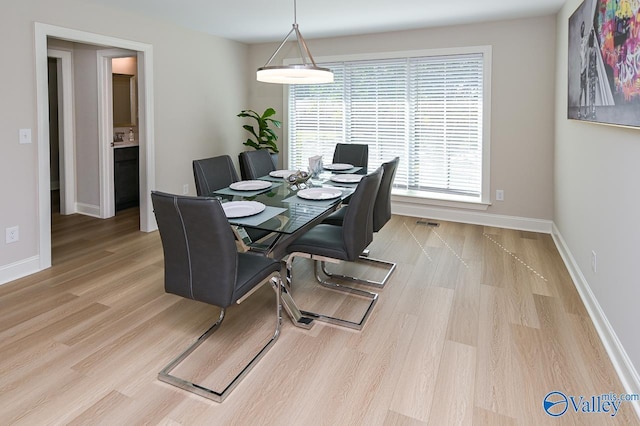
<box><xmin>112</xmin><ymin>57</ymin><xmax>137</xmax><ymax>75</ymax></box>
<box><xmin>555</xmin><ymin>0</ymin><xmax>640</xmax><ymax>377</ymax></box>
<box><xmin>0</xmin><ymin>0</ymin><xmax>249</xmax><ymax>272</ymax></box>
<box><xmin>72</xmin><ymin>43</ymin><xmax>101</xmax><ymax>207</ymax></box>
<box><xmin>248</xmin><ymin>15</ymin><xmax>557</xmax><ymax>220</ymax></box>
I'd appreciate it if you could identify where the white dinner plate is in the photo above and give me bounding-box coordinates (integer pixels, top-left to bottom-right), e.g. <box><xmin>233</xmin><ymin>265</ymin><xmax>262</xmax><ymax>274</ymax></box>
<box><xmin>297</xmin><ymin>187</ymin><xmax>343</xmax><ymax>200</ymax></box>
<box><xmin>329</xmin><ymin>174</ymin><xmax>363</xmax><ymax>184</ymax></box>
<box><xmin>222</xmin><ymin>201</ymin><xmax>266</xmax><ymax>218</ymax></box>
<box><xmin>324</xmin><ymin>163</ymin><xmax>354</xmax><ymax>171</ymax></box>
<box><xmin>229</xmin><ymin>180</ymin><xmax>272</xmax><ymax>191</ymax></box>
<box><xmin>269</xmin><ymin>170</ymin><xmax>297</xmax><ymax>178</ymax></box>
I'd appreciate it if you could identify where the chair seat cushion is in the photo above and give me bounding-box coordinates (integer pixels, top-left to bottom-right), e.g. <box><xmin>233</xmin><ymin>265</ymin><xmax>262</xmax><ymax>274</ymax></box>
<box><xmin>234</xmin><ymin>254</ymin><xmax>280</xmax><ymax>301</ymax></box>
<box><xmin>285</xmin><ymin>224</ymin><xmax>349</xmax><ymax>260</ymax></box>
<box><xmin>321</xmin><ymin>206</ymin><xmax>346</xmax><ymax>226</ymax></box>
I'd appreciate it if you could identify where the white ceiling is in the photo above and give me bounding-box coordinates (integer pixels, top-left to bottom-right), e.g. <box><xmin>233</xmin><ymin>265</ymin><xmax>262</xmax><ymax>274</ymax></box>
<box><xmin>88</xmin><ymin>0</ymin><xmax>565</xmax><ymax>44</ymax></box>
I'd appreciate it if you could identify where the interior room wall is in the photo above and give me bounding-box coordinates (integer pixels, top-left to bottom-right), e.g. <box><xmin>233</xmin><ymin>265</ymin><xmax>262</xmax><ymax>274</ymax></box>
<box><xmin>555</xmin><ymin>0</ymin><xmax>640</xmax><ymax>386</ymax></box>
<box><xmin>0</xmin><ymin>0</ymin><xmax>249</xmax><ymax>279</ymax></box>
<box><xmin>248</xmin><ymin>15</ymin><xmax>557</xmax><ymax>222</ymax></box>
<box><xmin>72</xmin><ymin>42</ymin><xmax>101</xmax><ymax>208</ymax></box>
<box><xmin>112</xmin><ymin>57</ymin><xmax>137</xmax><ymax>75</ymax></box>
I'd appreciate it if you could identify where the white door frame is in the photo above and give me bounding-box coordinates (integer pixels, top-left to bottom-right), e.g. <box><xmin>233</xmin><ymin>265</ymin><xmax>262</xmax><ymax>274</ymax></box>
<box><xmin>35</xmin><ymin>23</ymin><xmax>156</xmax><ymax>270</ymax></box>
<box><xmin>47</xmin><ymin>48</ymin><xmax>76</xmax><ymax>216</ymax></box>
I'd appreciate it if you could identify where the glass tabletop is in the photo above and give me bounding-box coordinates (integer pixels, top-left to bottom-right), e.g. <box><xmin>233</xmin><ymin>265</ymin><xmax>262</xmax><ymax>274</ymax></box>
<box><xmin>208</xmin><ymin>177</ymin><xmax>353</xmax><ymax>235</ymax></box>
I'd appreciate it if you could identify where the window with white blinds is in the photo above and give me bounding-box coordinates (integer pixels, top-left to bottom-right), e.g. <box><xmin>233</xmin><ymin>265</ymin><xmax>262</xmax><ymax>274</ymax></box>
<box><xmin>287</xmin><ymin>47</ymin><xmax>491</xmax><ymax>203</ymax></box>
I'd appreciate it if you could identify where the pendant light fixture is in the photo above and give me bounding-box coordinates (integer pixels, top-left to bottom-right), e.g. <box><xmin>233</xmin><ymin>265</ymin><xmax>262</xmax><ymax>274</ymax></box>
<box><xmin>257</xmin><ymin>0</ymin><xmax>333</xmax><ymax>84</ymax></box>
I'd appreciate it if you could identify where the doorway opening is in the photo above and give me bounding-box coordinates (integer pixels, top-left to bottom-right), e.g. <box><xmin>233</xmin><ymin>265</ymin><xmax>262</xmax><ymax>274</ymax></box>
<box><xmin>36</xmin><ymin>23</ymin><xmax>156</xmax><ymax>271</ymax></box>
<box><xmin>112</xmin><ymin>56</ymin><xmax>140</xmax><ymax>214</ymax></box>
<box><xmin>48</xmin><ymin>56</ymin><xmax>61</xmax><ymax>215</ymax></box>
<box><xmin>47</xmin><ymin>48</ymin><xmax>75</xmax><ymax>217</ymax></box>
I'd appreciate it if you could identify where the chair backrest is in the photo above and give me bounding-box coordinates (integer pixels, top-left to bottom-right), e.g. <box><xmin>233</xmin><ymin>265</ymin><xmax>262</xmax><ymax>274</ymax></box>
<box><xmin>239</xmin><ymin>150</ymin><xmax>276</xmax><ymax>180</ymax></box>
<box><xmin>332</xmin><ymin>144</ymin><xmax>369</xmax><ymax>171</ymax></box>
<box><xmin>373</xmin><ymin>156</ymin><xmax>400</xmax><ymax>232</ymax></box>
<box><xmin>151</xmin><ymin>191</ymin><xmax>238</xmax><ymax>308</ymax></box>
<box><xmin>193</xmin><ymin>155</ymin><xmax>239</xmax><ymax>196</ymax></box>
<box><xmin>341</xmin><ymin>167</ymin><xmax>382</xmax><ymax>259</ymax></box>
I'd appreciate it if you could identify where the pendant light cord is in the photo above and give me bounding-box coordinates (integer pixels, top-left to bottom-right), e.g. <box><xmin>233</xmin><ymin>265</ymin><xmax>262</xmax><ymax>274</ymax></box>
<box><xmin>293</xmin><ymin>0</ymin><xmax>297</xmax><ymax>25</ymax></box>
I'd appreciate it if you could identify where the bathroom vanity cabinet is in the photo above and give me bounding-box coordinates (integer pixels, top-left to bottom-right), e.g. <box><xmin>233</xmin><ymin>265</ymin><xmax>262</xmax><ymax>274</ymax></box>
<box><xmin>114</xmin><ymin>145</ymin><xmax>139</xmax><ymax>211</ymax></box>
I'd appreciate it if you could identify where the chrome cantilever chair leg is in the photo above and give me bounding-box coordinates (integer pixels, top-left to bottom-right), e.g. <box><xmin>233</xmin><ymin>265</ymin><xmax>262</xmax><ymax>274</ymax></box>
<box><xmin>158</xmin><ymin>274</ymin><xmax>282</xmax><ymax>403</ymax></box>
<box><xmin>285</xmin><ymin>253</ymin><xmax>378</xmax><ymax>330</ymax></box>
<box><xmin>319</xmin><ymin>254</ymin><xmax>396</xmax><ymax>288</ymax></box>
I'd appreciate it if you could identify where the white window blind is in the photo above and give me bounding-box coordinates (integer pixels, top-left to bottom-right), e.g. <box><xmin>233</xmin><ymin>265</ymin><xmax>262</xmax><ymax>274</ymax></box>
<box><xmin>288</xmin><ymin>50</ymin><xmax>487</xmax><ymax>201</ymax></box>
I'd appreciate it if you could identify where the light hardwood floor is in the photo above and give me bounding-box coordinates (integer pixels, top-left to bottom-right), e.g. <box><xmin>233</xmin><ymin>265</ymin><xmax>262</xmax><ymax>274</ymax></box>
<box><xmin>0</xmin><ymin>207</ymin><xmax>637</xmax><ymax>425</ymax></box>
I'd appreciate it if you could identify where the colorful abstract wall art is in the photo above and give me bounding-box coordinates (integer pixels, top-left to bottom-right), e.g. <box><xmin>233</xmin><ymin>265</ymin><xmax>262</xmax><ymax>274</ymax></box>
<box><xmin>568</xmin><ymin>0</ymin><xmax>640</xmax><ymax>127</ymax></box>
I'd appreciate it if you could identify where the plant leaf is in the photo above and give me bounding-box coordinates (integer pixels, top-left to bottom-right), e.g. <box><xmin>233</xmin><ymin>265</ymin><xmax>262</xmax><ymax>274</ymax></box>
<box><xmin>266</xmin><ymin>118</ymin><xmax>282</xmax><ymax>128</ymax></box>
<box><xmin>264</xmin><ymin>128</ymin><xmax>277</xmax><ymax>140</ymax></box>
<box><xmin>243</xmin><ymin>140</ymin><xmax>261</xmax><ymax>150</ymax></box>
<box><xmin>238</xmin><ymin>109</ymin><xmax>259</xmax><ymax>119</ymax></box>
<box><xmin>264</xmin><ymin>140</ymin><xmax>278</xmax><ymax>151</ymax></box>
<box><xmin>262</xmin><ymin>108</ymin><xmax>276</xmax><ymax>118</ymax></box>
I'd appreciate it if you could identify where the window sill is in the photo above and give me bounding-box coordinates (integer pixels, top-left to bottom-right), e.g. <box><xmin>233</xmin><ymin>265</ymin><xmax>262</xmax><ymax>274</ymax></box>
<box><xmin>391</xmin><ymin>189</ymin><xmax>490</xmax><ymax>211</ymax></box>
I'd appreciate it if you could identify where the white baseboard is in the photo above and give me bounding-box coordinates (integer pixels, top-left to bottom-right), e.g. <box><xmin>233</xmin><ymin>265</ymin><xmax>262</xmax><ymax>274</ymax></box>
<box><xmin>0</xmin><ymin>255</ymin><xmax>40</xmax><ymax>286</ymax></box>
<box><xmin>76</xmin><ymin>202</ymin><xmax>101</xmax><ymax>218</ymax></box>
<box><xmin>552</xmin><ymin>223</ymin><xmax>640</xmax><ymax>419</ymax></box>
<box><xmin>391</xmin><ymin>201</ymin><xmax>553</xmax><ymax>233</ymax></box>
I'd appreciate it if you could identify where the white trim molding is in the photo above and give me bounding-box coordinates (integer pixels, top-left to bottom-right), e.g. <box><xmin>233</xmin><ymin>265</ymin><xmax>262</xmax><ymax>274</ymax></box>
<box><xmin>0</xmin><ymin>256</ymin><xmax>40</xmax><ymax>286</ymax></box>
<box><xmin>76</xmin><ymin>203</ymin><xmax>102</xmax><ymax>218</ymax></box>
<box><xmin>552</xmin><ymin>223</ymin><xmax>640</xmax><ymax>419</ymax></box>
<box><xmin>391</xmin><ymin>200</ymin><xmax>553</xmax><ymax>233</ymax></box>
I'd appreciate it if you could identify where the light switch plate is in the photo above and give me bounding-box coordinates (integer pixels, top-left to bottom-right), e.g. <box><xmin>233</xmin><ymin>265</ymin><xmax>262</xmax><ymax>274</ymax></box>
<box><xmin>19</xmin><ymin>129</ymin><xmax>32</xmax><ymax>144</ymax></box>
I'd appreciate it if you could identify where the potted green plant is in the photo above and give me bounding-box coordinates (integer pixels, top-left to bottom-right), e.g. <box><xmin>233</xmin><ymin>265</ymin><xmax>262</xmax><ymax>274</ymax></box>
<box><xmin>237</xmin><ymin>108</ymin><xmax>282</xmax><ymax>154</ymax></box>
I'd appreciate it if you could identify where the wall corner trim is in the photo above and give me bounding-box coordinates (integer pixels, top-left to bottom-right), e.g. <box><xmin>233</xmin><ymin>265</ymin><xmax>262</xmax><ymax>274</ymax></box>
<box><xmin>552</xmin><ymin>223</ymin><xmax>640</xmax><ymax>419</ymax></box>
<box><xmin>76</xmin><ymin>203</ymin><xmax>102</xmax><ymax>218</ymax></box>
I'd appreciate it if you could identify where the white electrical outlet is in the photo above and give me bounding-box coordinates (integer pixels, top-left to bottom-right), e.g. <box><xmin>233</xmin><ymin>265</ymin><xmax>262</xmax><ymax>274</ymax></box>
<box><xmin>591</xmin><ymin>250</ymin><xmax>597</xmax><ymax>273</ymax></box>
<box><xmin>6</xmin><ymin>226</ymin><xmax>19</xmax><ymax>243</ymax></box>
<box><xmin>182</xmin><ymin>184</ymin><xmax>189</xmax><ymax>195</ymax></box>
<box><xmin>496</xmin><ymin>189</ymin><xmax>504</xmax><ymax>201</ymax></box>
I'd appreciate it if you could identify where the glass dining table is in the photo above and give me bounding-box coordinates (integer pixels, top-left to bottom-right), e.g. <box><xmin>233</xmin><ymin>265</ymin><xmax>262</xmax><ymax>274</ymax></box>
<box><xmin>206</xmin><ymin>169</ymin><xmax>363</xmax><ymax>329</ymax></box>
<box><xmin>206</xmin><ymin>170</ymin><xmax>360</xmax><ymax>256</ymax></box>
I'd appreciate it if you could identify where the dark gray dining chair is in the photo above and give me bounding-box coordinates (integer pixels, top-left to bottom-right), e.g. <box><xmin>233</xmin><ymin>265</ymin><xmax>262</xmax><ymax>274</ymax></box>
<box><xmin>192</xmin><ymin>155</ymin><xmax>239</xmax><ymax>196</ymax></box>
<box><xmin>332</xmin><ymin>143</ymin><xmax>368</xmax><ymax>173</ymax></box>
<box><xmin>321</xmin><ymin>157</ymin><xmax>399</xmax><ymax>287</ymax></box>
<box><xmin>239</xmin><ymin>149</ymin><xmax>276</xmax><ymax>180</ymax></box>
<box><xmin>283</xmin><ymin>167</ymin><xmax>382</xmax><ymax>330</ymax></box>
<box><xmin>151</xmin><ymin>191</ymin><xmax>282</xmax><ymax>402</ymax></box>
<box><xmin>193</xmin><ymin>155</ymin><xmax>273</xmax><ymax>244</ymax></box>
